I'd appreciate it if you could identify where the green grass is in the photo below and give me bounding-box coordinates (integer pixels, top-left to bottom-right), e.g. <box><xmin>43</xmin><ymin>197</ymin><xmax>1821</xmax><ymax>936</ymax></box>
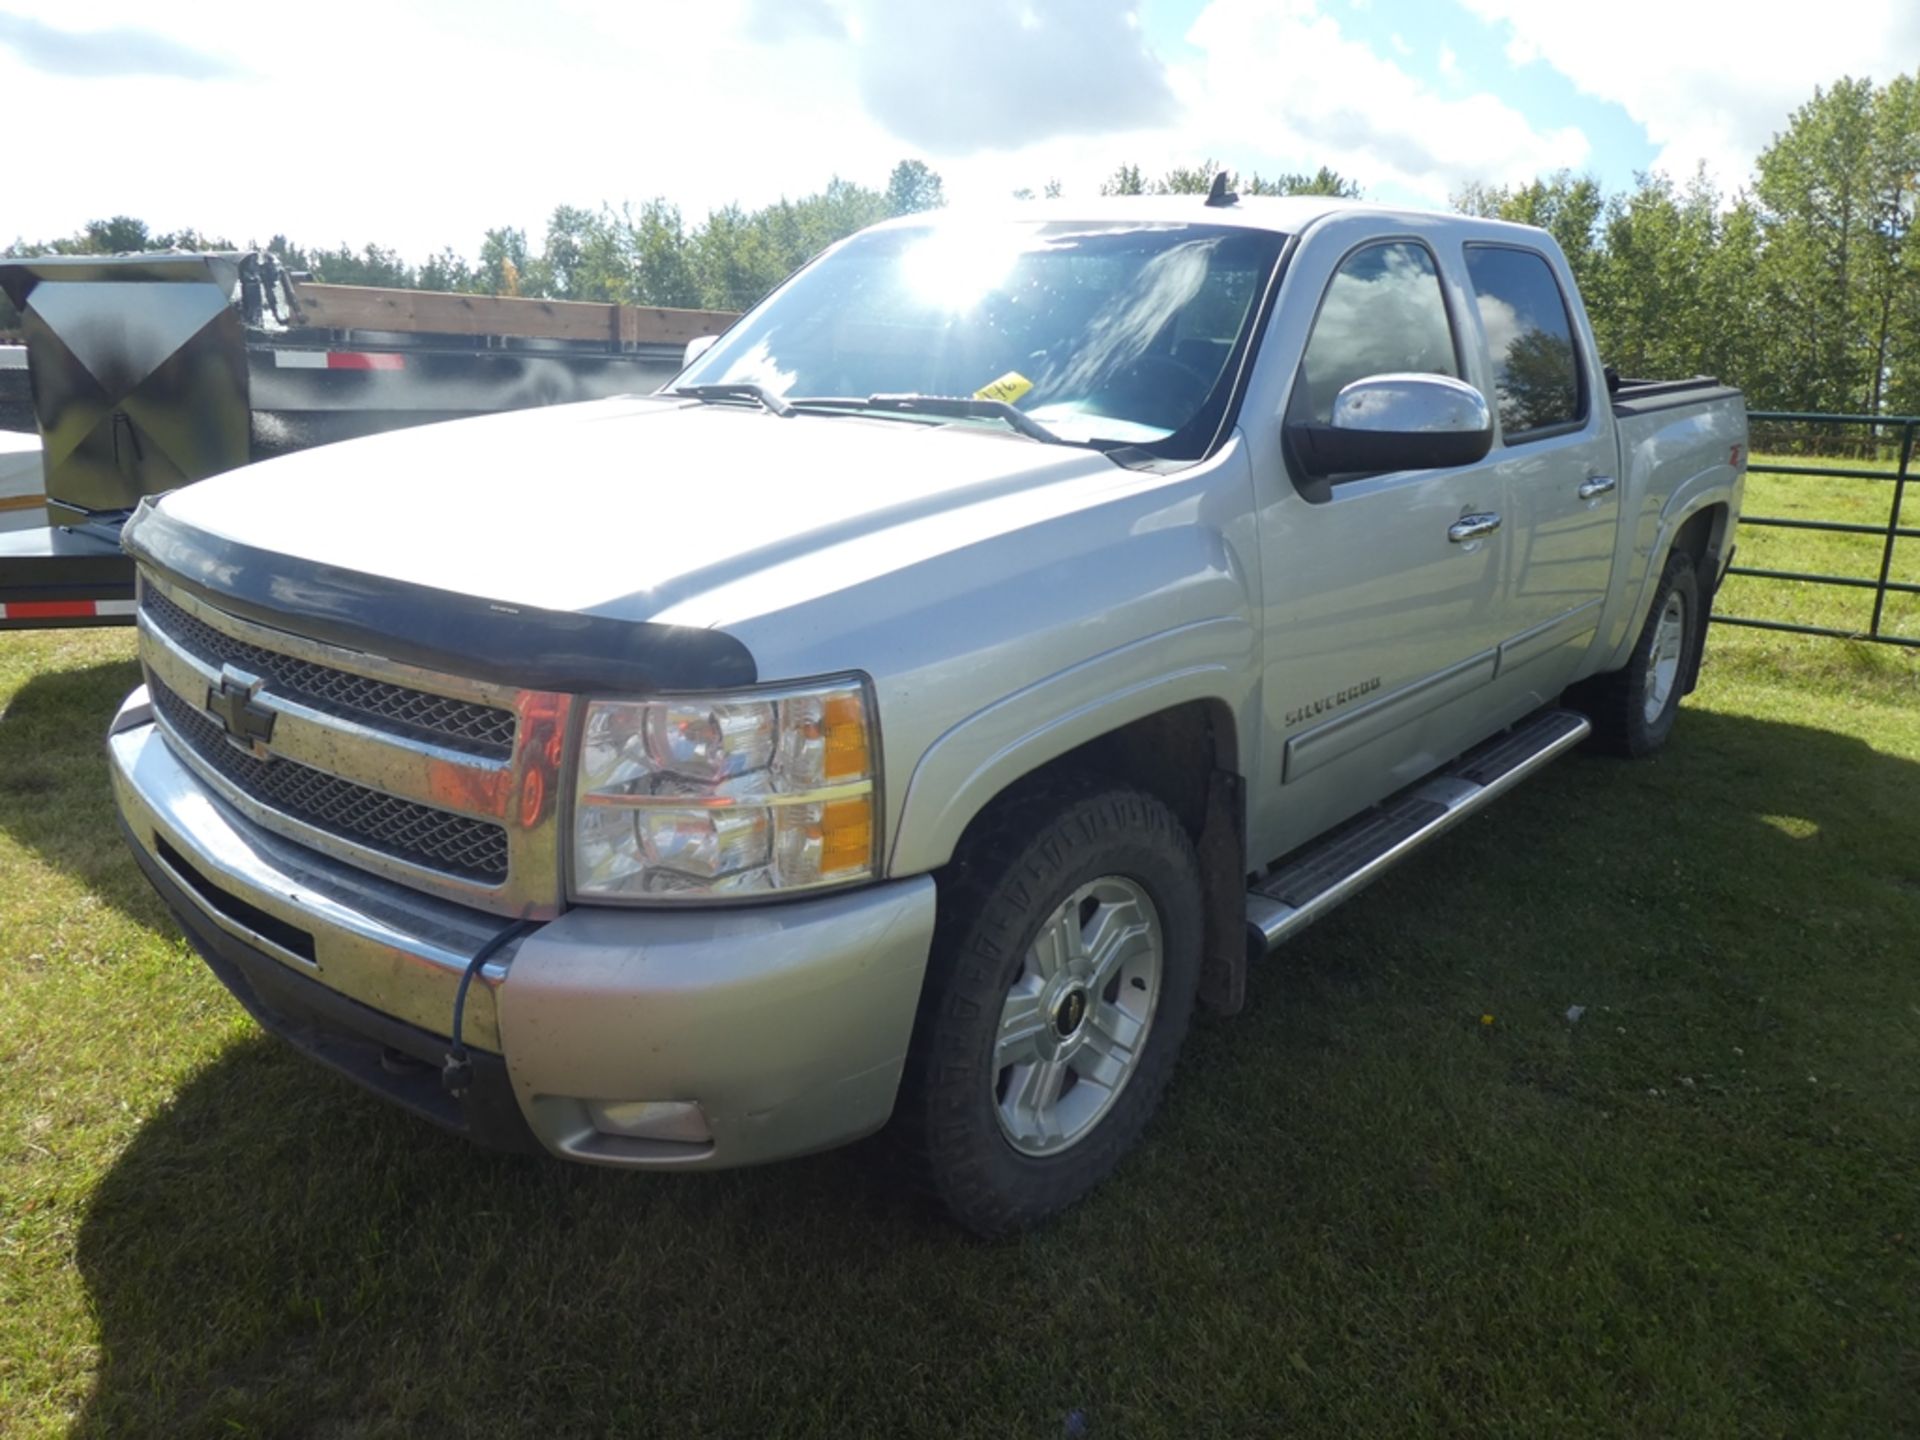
<box><xmin>3</xmin><ymin>536</ymin><xmax>1918</xmax><ymax>1436</ymax></box>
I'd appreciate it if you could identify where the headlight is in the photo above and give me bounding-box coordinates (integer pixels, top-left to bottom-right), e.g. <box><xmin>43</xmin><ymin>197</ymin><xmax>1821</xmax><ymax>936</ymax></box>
<box><xmin>570</xmin><ymin>677</ymin><xmax>878</xmax><ymax>902</ymax></box>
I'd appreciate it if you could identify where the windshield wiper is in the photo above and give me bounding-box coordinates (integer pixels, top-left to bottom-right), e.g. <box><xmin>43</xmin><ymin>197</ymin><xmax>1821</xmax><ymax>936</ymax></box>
<box><xmin>787</xmin><ymin>393</ymin><xmax>1079</xmax><ymax>446</ymax></box>
<box><xmin>673</xmin><ymin>383</ymin><xmax>795</xmax><ymax>418</ymax></box>
<box><xmin>866</xmin><ymin>393</ymin><xmax>1073</xmax><ymax>445</ymax></box>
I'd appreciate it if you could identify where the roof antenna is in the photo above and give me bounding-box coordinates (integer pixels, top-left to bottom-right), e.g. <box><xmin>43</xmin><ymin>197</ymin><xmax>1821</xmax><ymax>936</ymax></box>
<box><xmin>1205</xmin><ymin>170</ymin><xmax>1238</xmax><ymax>207</ymax></box>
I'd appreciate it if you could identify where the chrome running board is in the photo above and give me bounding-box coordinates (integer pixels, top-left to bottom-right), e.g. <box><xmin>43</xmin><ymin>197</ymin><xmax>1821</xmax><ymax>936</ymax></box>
<box><xmin>1246</xmin><ymin>709</ymin><xmax>1591</xmax><ymax>952</ymax></box>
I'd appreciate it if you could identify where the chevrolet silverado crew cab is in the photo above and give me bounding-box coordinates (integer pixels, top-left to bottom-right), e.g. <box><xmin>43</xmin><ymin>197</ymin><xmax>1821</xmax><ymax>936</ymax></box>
<box><xmin>108</xmin><ymin>193</ymin><xmax>1746</xmax><ymax>1234</ymax></box>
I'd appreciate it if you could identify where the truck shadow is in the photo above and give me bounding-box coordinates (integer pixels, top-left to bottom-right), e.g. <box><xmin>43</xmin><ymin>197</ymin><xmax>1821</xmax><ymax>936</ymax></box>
<box><xmin>56</xmin><ymin>703</ymin><xmax>1920</xmax><ymax>1434</ymax></box>
<box><xmin>68</xmin><ymin>1039</ymin><xmax>934</xmax><ymax>1436</ymax></box>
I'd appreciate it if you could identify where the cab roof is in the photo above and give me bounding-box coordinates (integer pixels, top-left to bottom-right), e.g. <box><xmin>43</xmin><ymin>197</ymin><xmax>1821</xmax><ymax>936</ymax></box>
<box><xmin>869</xmin><ymin>194</ymin><xmax>1394</xmax><ymax>235</ymax></box>
<box><xmin>867</xmin><ymin>194</ymin><xmax>1552</xmax><ymax>248</ymax></box>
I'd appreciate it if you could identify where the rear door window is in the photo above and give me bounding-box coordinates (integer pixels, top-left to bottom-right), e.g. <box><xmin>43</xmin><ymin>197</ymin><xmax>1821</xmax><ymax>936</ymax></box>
<box><xmin>1463</xmin><ymin>246</ymin><xmax>1584</xmax><ymax>439</ymax></box>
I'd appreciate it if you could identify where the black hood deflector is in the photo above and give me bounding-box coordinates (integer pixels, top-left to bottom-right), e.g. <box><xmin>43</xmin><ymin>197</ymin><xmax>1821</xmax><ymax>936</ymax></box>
<box><xmin>122</xmin><ymin>500</ymin><xmax>757</xmax><ymax>694</ymax></box>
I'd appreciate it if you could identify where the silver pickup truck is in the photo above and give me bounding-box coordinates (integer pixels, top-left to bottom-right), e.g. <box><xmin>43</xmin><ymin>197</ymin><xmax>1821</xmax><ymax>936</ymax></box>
<box><xmin>107</xmin><ymin>194</ymin><xmax>1746</xmax><ymax>1234</ymax></box>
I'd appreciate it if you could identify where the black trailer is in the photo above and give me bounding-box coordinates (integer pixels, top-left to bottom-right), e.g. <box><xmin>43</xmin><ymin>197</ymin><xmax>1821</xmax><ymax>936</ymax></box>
<box><xmin>0</xmin><ymin>253</ymin><xmax>735</xmax><ymax>629</ymax></box>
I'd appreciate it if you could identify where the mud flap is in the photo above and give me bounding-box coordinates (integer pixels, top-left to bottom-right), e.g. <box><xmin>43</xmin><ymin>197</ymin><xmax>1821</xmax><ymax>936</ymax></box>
<box><xmin>1196</xmin><ymin>768</ymin><xmax>1248</xmax><ymax>1016</ymax></box>
<box><xmin>1681</xmin><ymin>542</ymin><xmax>1730</xmax><ymax>697</ymax></box>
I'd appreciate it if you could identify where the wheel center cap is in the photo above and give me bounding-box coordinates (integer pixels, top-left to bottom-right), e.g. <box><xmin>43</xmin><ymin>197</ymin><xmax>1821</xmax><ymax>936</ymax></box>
<box><xmin>1052</xmin><ymin>986</ymin><xmax>1088</xmax><ymax>1039</ymax></box>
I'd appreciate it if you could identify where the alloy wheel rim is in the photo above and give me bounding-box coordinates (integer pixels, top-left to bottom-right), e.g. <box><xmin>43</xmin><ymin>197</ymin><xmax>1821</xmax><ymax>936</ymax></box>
<box><xmin>991</xmin><ymin>876</ymin><xmax>1164</xmax><ymax>1157</ymax></box>
<box><xmin>1644</xmin><ymin>591</ymin><xmax>1688</xmax><ymax>724</ymax></box>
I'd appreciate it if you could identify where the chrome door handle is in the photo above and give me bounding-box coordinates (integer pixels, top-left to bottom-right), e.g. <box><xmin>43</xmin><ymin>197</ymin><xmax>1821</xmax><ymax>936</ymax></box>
<box><xmin>1578</xmin><ymin>475</ymin><xmax>1617</xmax><ymax>500</ymax></box>
<box><xmin>1448</xmin><ymin>513</ymin><xmax>1502</xmax><ymax>543</ymax></box>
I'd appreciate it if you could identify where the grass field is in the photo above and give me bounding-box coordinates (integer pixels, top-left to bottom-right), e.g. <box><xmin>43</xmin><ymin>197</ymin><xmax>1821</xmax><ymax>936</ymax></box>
<box><xmin>2</xmin><ymin>474</ymin><xmax>1917</xmax><ymax>1437</ymax></box>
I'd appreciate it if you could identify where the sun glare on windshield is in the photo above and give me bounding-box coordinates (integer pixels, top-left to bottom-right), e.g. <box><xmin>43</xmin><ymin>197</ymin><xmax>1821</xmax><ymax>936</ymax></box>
<box><xmin>898</xmin><ymin>223</ymin><xmax>1033</xmax><ymax>311</ymax></box>
<box><xmin>679</xmin><ymin>219</ymin><xmax>1288</xmax><ymax>459</ymax></box>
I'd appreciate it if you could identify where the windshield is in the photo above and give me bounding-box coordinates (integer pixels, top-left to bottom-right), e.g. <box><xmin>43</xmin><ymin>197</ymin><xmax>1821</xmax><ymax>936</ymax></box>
<box><xmin>677</xmin><ymin>219</ymin><xmax>1287</xmax><ymax>458</ymax></box>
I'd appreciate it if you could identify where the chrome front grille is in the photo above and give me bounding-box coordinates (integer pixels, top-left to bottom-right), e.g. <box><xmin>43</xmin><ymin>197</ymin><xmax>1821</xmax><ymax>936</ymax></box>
<box><xmin>135</xmin><ymin>572</ymin><xmax>569</xmax><ymax>918</ymax></box>
<box><xmin>141</xmin><ymin>587</ymin><xmax>516</xmax><ymax>757</ymax></box>
<box><xmin>149</xmin><ymin>682</ymin><xmax>510</xmax><ymax>883</ymax></box>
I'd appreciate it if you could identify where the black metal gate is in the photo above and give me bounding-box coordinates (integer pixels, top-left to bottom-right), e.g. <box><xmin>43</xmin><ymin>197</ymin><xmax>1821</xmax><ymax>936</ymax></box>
<box><xmin>1713</xmin><ymin>410</ymin><xmax>1918</xmax><ymax>648</ymax></box>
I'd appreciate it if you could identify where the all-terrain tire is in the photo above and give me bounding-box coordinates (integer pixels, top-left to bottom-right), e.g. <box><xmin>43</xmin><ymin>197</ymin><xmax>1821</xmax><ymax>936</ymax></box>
<box><xmin>1578</xmin><ymin>550</ymin><xmax>1702</xmax><ymax>757</ymax></box>
<box><xmin>893</xmin><ymin>782</ymin><xmax>1203</xmax><ymax>1237</ymax></box>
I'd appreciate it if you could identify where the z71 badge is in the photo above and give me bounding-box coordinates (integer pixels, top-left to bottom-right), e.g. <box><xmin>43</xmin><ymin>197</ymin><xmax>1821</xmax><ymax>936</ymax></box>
<box><xmin>1284</xmin><ymin>677</ymin><xmax>1381</xmax><ymax>729</ymax></box>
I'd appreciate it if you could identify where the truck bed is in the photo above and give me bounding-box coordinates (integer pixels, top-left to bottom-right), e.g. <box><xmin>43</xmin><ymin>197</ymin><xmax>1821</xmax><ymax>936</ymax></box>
<box><xmin>1609</xmin><ymin>374</ymin><xmax>1743</xmax><ymax>418</ymax></box>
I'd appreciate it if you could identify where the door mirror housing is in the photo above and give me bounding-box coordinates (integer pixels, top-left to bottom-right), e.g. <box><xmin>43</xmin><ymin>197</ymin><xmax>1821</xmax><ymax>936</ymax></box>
<box><xmin>681</xmin><ymin>334</ymin><xmax>720</xmax><ymax>369</ymax></box>
<box><xmin>1287</xmin><ymin>373</ymin><xmax>1494</xmax><ymax>481</ymax></box>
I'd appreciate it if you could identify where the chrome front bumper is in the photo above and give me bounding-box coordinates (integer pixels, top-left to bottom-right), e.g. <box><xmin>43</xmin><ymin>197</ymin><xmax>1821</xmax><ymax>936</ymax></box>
<box><xmin>110</xmin><ymin>687</ymin><xmax>940</xmax><ymax>1169</ymax></box>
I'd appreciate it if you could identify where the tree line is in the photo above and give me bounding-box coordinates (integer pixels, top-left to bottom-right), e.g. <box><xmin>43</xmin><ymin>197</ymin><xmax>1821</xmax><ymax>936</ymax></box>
<box><xmin>1458</xmin><ymin>74</ymin><xmax>1920</xmax><ymax>420</ymax></box>
<box><xmin>5</xmin><ymin>72</ymin><xmax>1917</xmax><ymax>418</ymax></box>
<box><xmin>0</xmin><ymin>160</ymin><xmax>954</xmax><ymax>323</ymax></box>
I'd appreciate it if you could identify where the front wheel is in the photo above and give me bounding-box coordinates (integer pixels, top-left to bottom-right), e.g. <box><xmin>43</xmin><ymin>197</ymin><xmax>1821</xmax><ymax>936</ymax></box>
<box><xmin>894</xmin><ymin>784</ymin><xmax>1203</xmax><ymax>1236</ymax></box>
<box><xmin>1579</xmin><ymin>550</ymin><xmax>1702</xmax><ymax>757</ymax></box>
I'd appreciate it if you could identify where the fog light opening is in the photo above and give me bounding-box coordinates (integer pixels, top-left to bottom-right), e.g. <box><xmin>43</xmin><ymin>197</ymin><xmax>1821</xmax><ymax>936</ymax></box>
<box><xmin>587</xmin><ymin>1099</ymin><xmax>713</xmax><ymax>1145</ymax></box>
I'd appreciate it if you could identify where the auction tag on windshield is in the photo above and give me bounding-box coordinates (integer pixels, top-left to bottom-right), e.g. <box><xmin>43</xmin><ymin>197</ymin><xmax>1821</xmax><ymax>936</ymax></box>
<box><xmin>973</xmin><ymin>370</ymin><xmax>1034</xmax><ymax>404</ymax></box>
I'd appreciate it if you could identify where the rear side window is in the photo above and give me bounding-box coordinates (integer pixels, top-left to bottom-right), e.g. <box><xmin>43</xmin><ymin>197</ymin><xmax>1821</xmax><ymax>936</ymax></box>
<box><xmin>1287</xmin><ymin>241</ymin><xmax>1458</xmax><ymax>425</ymax></box>
<box><xmin>1463</xmin><ymin>246</ymin><xmax>1583</xmax><ymax>439</ymax></box>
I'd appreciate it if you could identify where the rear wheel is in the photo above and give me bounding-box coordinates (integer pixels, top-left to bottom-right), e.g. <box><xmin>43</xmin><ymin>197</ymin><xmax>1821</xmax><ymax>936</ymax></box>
<box><xmin>895</xmin><ymin>784</ymin><xmax>1202</xmax><ymax>1237</ymax></box>
<box><xmin>1579</xmin><ymin>550</ymin><xmax>1701</xmax><ymax>757</ymax></box>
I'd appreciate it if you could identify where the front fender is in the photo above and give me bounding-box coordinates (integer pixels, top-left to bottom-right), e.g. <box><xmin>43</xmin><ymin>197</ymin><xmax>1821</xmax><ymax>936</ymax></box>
<box><xmin>887</xmin><ymin>615</ymin><xmax>1255</xmax><ymax>875</ymax></box>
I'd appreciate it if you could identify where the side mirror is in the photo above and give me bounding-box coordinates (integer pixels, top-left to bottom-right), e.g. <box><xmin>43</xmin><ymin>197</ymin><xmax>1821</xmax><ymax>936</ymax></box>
<box><xmin>681</xmin><ymin>335</ymin><xmax>720</xmax><ymax>369</ymax></box>
<box><xmin>1287</xmin><ymin>373</ymin><xmax>1493</xmax><ymax>480</ymax></box>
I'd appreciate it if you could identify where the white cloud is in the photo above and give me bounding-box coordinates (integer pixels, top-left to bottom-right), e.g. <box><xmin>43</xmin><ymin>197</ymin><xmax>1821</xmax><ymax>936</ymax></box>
<box><xmin>1460</xmin><ymin>0</ymin><xmax>1920</xmax><ymax>188</ymax></box>
<box><xmin>1476</xmin><ymin>292</ymin><xmax>1522</xmax><ymax>368</ymax></box>
<box><xmin>0</xmin><ymin>0</ymin><xmax>1591</xmax><ymax>260</ymax></box>
<box><xmin>1437</xmin><ymin>42</ymin><xmax>1459</xmax><ymax>80</ymax></box>
<box><xmin>0</xmin><ymin>0</ymin><xmax>1198</xmax><ymax>252</ymax></box>
<box><xmin>1176</xmin><ymin>0</ymin><xmax>1587</xmax><ymax>198</ymax></box>
<box><xmin>741</xmin><ymin>0</ymin><xmax>844</xmax><ymax>41</ymax></box>
<box><xmin>851</xmin><ymin>0</ymin><xmax>1177</xmax><ymax>153</ymax></box>
<box><xmin>0</xmin><ymin>11</ymin><xmax>243</xmax><ymax>78</ymax></box>
<box><xmin>0</xmin><ymin>0</ymin><xmax>903</xmax><ymax>255</ymax></box>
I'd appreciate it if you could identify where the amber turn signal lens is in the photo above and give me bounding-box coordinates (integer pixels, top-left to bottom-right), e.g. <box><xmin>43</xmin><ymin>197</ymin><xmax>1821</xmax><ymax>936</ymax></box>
<box><xmin>822</xmin><ymin>694</ymin><xmax>870</xmax><ymax>782</ymax></box>
<box><xmin>820</xmin><ymin>797</ymin><xmax>873</xmax><ymax>874</ymax></box>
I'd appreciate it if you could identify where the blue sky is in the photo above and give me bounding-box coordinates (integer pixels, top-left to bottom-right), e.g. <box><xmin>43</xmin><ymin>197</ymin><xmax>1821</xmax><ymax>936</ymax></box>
<box><xmin>2</xmin><ymin>0</ymin><xmax>1913</xmax><ymax>258</ymax></box>
<box><xmin>1140</xmin><ymin>0</ymin><xmax>1659</xmax><ymax>197</ymax></box>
